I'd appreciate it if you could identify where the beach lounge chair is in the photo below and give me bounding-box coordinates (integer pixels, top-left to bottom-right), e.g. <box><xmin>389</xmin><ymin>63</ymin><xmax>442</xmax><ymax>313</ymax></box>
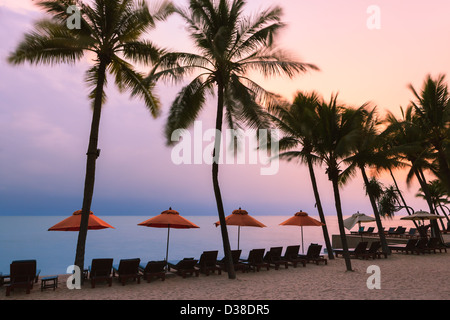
<box><xmin>404</xmin><ymin>228</ymin><xmax>417</xmax><ymax>238</ymax></box>
<box><xmin>424</xmin><ymin>238</ymin><xmax>447</xmax><ymax>254</ymax></box>
<box><xmin>4</xmin><ymin>260</ymin><xmax>41</xmax><ymax>285</ymax></box>
<box><xmin>363</xmin><ymin>241</ymin><xmax>385</xmax><ymax>259</ymax></box>
<box><xmin>414</xmin><ymin>238</ymin><xmax>429</xmax><ymax>254</ymax></box>
<box><xmin>5</xmin><ymin>261</ymin><xmax>36</xmax><ymax>296</ymax></box>
<box><xmin>263</xmin><ymin>247</ymin><xmax>289</xmax><ymax>270</ymax></box>
<box><xmin>113</xmin><ymin>258</ymin><xmax>141</xmax><ymax>286</ymax></box>
<box><xmin>385</xmin><ymin>227</ymin><xmax>396</xmax><ymax>236</ymax></box>
<box><xmin>197</xmin><ymin>251</ymin><xmax>222</xmax><ymax>276</ymax></box>
<box><xmin>281</xmin><ymin>245</ymin><xmax>306</xmax><ymax>268</ymax></box>
<box><xmin>298</xmin><ymin>244</ymin><xmax>327</xmax><ymax>265</ymax></box>
<box><xmin>388</xmin><ymin>239</ymin><xmax>418</xmax><ymax>255</ymax></box>
<box><xmin>139</xmin><ymin>260</ymin><xmax>166</xmax><ymax>282</ymax></box>
<box><xmin>393</xmin><ymin>227</ymin><xmax>406</xmax><ymax>237</ymax></box>
<box><xmin>217</xmin><ymin>250</ymin><xmax>248</xmax><ymax>273</ymax></box>
<box><xmin>241</xmin><ymin>249</ymin><xmax>270</xmax><ymax>272</ymax></box>
<box><xmin>351</xmin><ymin>226</ymin><xmax>364</xmax><ymax>234</ymax></box>
<box><xmin>168</xmin><ymin>258</ymin><xmax>199</xmax><ymax>278</ymax></box>
<box><xmin>89</xmin><ymin>258</ymin><xmax>113</xmax><ymax>288</ymax></box>
<box><xmin>363</xmin><ymin>227</ymin><xmax>375</xmax><ymax>234</ymax></box>
<box><xmin>334</xmin><ymin>241</ymin><xmax>368</xmax><ymax>259</ymax></box>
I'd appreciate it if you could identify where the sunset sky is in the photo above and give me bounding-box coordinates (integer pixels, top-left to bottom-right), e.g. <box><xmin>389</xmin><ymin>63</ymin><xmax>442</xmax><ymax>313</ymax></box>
<box><xmin>0</xmin><ymin>0</ymin><xmax>449</xmax><ymax>217</ymax></box>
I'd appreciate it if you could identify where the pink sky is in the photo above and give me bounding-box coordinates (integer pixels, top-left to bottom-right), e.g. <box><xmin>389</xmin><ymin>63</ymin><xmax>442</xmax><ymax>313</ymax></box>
<box><xmin>0</xmin><ymin>0</ymin><xmax>449</xmax><ymax>217</ymax></box>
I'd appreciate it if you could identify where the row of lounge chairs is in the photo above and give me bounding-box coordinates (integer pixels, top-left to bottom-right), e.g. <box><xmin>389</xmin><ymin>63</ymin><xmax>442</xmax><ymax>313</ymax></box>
<box><xmin>170</xmin><ymin>244</ymin><xmax>328</xmax><ymax>276</ymax></box>
<box><xmin>334</xmin><ymin>241</ymin><xmax>388</xmax><ymax>260</ymax></box>
<box><xmin>3</xmin><ymin>244</ymin><xmax>329</xmax><ymax>295</ymax></box>
<box><xmin>388</xmin><ymin>238</ymin><xmax>448</xmax><ymax>255</ymax></box>
<box><xmin>240</xmin><ymin>244</ymin><xmax>327</xmax><ymax>272</ymax></box>
<box><xmin>351</xmin><ymin>226</ymin><xmax>419</xmax><ymax>238</ymax></box>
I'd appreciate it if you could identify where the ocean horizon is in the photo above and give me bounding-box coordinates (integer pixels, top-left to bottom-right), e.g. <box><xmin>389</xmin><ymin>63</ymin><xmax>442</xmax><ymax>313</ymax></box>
<box><xmin>0</xmin><ymin>214</ymin><xmax>414</xmax><ymax>276</ymax></box>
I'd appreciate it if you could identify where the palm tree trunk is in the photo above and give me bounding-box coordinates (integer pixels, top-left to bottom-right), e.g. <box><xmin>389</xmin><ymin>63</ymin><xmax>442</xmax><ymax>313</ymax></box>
<box><xmin>213</xmin><ymin>82</ymin><xmax>236</xmax><ymax>280</ymax></box>
<box><xmin>389</xmin><ymin>168</ymin><xmax>418</xmax><ymax>228</ymax></box>
<box><xmin>74</xmin><ymin>59</ymin><xmax>107</xmax><ymax>279</ymax></box>
<box><xmin>436</xmin><ymin>148</ymin><xmax>450</xmax><ymax>193</ymax></box>
<box><xmin>437</xmin><ymin>203</ymin><xmax>450</xmax><ymax>223</ymax></box>
<box><xmin>330</xmin><ymin>169</ymin><xmax>352</xmax><ymax>271</ymax></box>
<box><xmin>306</xmin><ymin>155</ymin><xmax>334</xmax><ymax>259</ymax></box>
<box><xmin>360</xmin><ymin>166</ymin><xmax>390</xmax><ymax>254</ymax></box>
<box><xmin>413</xmin><ymin>166</ymin><xmax>444</xmax><ymax>242</ymax></box>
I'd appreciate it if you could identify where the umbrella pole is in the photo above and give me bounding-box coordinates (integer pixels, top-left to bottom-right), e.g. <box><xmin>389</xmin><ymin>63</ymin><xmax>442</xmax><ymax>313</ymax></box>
<box><xmin>359</xmin><ymin>222</ymin><xmax>363</xmax><ymax>241</ymax></box>
<box><xmin>165</xmin><ymin>227</ymin><xmax>170</xmax><ymax>271</ymax></box>
<box><xmin>301</xmin><ymin>226</ymin><xmax>304</xmax><ymax>254</ymax></box>
<box><xmin>238</xmin><ymin>226</ymin><xmax>240</xmax><ymax>251</ymax></box>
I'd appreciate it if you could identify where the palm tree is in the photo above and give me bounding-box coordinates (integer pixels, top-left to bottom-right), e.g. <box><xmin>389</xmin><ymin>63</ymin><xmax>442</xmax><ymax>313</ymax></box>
<box><xmin>267</xmin><ymin>91</ymin><xmax>334</xmax><ymax>259</ymax></box>
<box><xmin>150</xmin><ymin>0</ymin><xmax>317</xmax><ymax>279</ymax></box>
<box><xmin>416</xmin><ymin>179</ymin><xmax>450</xmax><ymax>227</ymax></box>
<box><xmin>383</xmin><ymin>105</ymin><xmax>444</xmax><ymax>240</ymax></box>
<box><xmin>312</xmin><ymin>94</ymin><xmax>363</xmax><ymax>271</ymax></box>
<box><xmin>8</xmin><ymin>0</ymin><xmax>173</xmax><ymax>275</ymax></box>
<box><xmin>377</xmin><ymin>184</ymin><xmax>402</xmax><ymax>218</ymax></box>
<box><xmin>343</xmin><ymin>106</ymin><xmax>398</xmax><ymax>254</ymax></box>
<box><xmin>408</xmin><ymin>74</ymin><xmax>450</xmax><ymax>193</ymax></box>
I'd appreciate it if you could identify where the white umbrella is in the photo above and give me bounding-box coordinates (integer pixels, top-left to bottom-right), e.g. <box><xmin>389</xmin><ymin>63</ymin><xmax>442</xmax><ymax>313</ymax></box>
<box><xmin>400</xmin><ymin>210</ymin><xmax>443</xmax><ymax>222</ymax></box>
<box><xmin>344</xmin><ymin>211</ymin><xmax>376</xmax><ymax>231</ymax></box>
<box><xmin>401</xmin><ymin>210</ymin><xmax>444</xmax><ymax>239</ymax></box>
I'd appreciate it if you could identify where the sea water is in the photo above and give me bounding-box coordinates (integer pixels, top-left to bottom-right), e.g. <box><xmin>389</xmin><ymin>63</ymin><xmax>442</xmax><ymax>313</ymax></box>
<box><xmin>0</xmin><ymin>215</ymin><xmax>411</xmax><ymax>276</ymax></box>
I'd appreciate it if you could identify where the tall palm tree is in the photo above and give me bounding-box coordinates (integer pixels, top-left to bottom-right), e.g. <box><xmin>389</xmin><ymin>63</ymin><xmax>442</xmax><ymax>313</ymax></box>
<box><xmin>408</xmin><ymin>74</ymin><xmax>450</xmax><ymax>193</ymax></box>
<box><xmin>267</xmin><ymin>91</ymin><xmax>334</xmax><ymax>259</ymax></box>
<box><xmin>313</xmin><ymin>94</ymin><xmax>363</xmax><ymax>271</ymax></box>
<box><xmin>343</xmin><ymin>106</ymin><xmax>398</xmax><ymax>254</ymax></box>
<box><xmin>150</xmin><ymin>0</ymin><xmax>317</xmax><ymax>279</ymax></box>
<box><xmin>8</xmin><ymin>0</ymin><xmax>173</xmax><ymax>275</ymax></box>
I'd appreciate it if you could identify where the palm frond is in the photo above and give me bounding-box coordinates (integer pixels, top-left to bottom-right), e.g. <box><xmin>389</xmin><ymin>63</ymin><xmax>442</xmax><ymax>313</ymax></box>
<box><xmin>120</xmin><ymin>40</ymin><xmax>162</xmax><ymax>65</ymax></box>
<box><xmin>165</xmin><ymin>77</ymin><xmax>212</xmax><ymax>144</ymax></box>
<box><xmin>8</xmin><ymin>19</ymin><xmax>88</xmax><ymax>65</ymax></box>
<box><xmin>109</xmin><ymin>55</ymin><xmax>161</xmax><ymax>117</ymax></box>
<box><xmin>239</xmin><ymin>48</ymin><xmax>318</xmax><ymax>78</ymax></box>
<box><xmin>85</xmin><ymin>63</ymin><xmax>108</xmax><ymax>107</ymax></box>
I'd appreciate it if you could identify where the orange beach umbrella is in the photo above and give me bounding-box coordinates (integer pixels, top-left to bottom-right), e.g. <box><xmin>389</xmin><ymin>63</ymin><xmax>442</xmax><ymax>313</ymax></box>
<box><xmin>280</xmin><ymin>210</ymin><xmax>324</xmax><ymax>253</ymax></box>
<box><xmin>138</xmin><ymin>208</ymin><xmax>199</xmax><ymax>267</ymax></box>
<box><xmin>214</xmin><ymin>208</ymin><xmax>266</xmax><ymax>250</ymax></box>
<box><xmin>48</xmin><ymin>210</ymin><xmax>115</xmax><ymax>231</ymax></box>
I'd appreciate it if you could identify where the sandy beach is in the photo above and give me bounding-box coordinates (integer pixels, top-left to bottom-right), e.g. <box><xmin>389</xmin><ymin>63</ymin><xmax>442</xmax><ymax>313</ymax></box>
<box><xmin>2</xmin><ymin>251</ymin><xmax>449</xmax><ymax>301</ymax></box>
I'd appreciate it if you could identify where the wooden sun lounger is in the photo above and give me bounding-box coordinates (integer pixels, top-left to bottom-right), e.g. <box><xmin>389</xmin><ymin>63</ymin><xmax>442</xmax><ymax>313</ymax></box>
<box><xmin>217</xmin><ymin>250</ymin><xmax>248</xmax><ymax>273</ymax></box>
<box><xmin>89</xmin><ymin>258</ymin><xmax>113</xmax><ymax>288</ymax></box>
<box><xmin>281</xmin><ymin>245</ymin><xmax>306</xmax><ymax>268</ymax></box>
<box><xmin>139</xmin><ymin>260</ymin><xmax>166</xmax><ymax>282</ymax></box>
<box><xmin>240</xmin><ymin>249</ymin><xmax>270</xmax><ymax>272</ymax></box>
<box><xmin>168</xmin><ymin>258</ymin><xmax>199</xmax><ymax>278</ymax></box>
<box><xmin>334</xmin><ymin>242</ymin><xmax>368</xmax><ymax>259</ymax></box>
<box><xmin>197</xmin><ymin>251</ymin><xmax>222</xmax><ymax>276</ymax></box>
<box><xmin>263</xmin><ymin>247</ymin><xmax>289</xmax><ymax>270</ymax></box>
<box><xmin>388</xmin><ymin>239</ymin><xmax>419</xmax><ymax>255</ymax></box>
<box><xmin>299</xmin><ymin>244</ymin><xmax>327</xmax><ymax>265</ymax></box>
<box><xmin>113</xmin><ymin>258</ymin><xmax>141</xmax><ymax>285</ymax></box>
<box><xmin>5</xmin><ymin>261</ymin><xmax>36</xmax><ymax>296</ymax></box>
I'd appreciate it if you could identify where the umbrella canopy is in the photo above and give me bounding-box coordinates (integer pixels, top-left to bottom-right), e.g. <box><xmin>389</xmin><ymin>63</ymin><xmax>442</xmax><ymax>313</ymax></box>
<box><xmin>48</xmin><ymin>210</ymin><xmax>115</xmax><ymax>231</ymax></box>
<box><xmin>138</xmin><ymin>207</ymin><xmax>200</xmax><ymax>229</ymax></box>
<box><xmin>343</xmin><ymin>212</ymin><xmax>376</xmax><ymax>230</ymax></box>
<box><xmin>280</xmin><ymin>210</ymin><xmax>324</xmax><ymax>253</ymax></box>
<box><xmin>214</xmin><ymin>208</ymin><xmax>266</xmax><ymax>250</ymax></box>
<box><xmin>400</xmin><ymin>210</ymin><xmax>444</xmax><ymax>221</ymax></box>
<box><xmin>138</xmin><ymin>208</ymin><xmax>199</xmax><ymax>268</ymax></box>
<box><xmin>280</xmin><ymin>210</ymin><xmax>324</xmax><ymax>227</ymax></box>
